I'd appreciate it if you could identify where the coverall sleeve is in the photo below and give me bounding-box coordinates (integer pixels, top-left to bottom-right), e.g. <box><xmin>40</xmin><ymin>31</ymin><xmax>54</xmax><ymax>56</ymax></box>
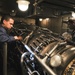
<box><xmin>0</xmin><ymin>27</ymin><xmax>15</xmax><ymax>42</ymax></box>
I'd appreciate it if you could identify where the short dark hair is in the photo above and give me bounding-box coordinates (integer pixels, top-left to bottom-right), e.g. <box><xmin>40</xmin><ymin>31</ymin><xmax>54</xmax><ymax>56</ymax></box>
<box><xmin>1</xmin><ymin>15</ymin><xmax>13</xmax><ymax>24</ymax></box>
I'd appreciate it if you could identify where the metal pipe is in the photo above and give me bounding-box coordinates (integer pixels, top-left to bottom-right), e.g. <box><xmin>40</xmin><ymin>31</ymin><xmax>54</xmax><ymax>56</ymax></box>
<box><xmin>21</xmin><ymin>52</ymin><xmax>40</xmax><ymax>75</ymax></box>
<box><xmin>3</xmin><ymin>42</ymin><xmax>7</xmax><ymax>75</ymax></box>
<box><xmin>25</xmin><ymin>45</ymin><xmax>57</xmax><ymax>75</ymax></box>
<box><xmin>21</xmin><ymin>52</ymin><xmax>33</xmax><ymax>75</ymax></box>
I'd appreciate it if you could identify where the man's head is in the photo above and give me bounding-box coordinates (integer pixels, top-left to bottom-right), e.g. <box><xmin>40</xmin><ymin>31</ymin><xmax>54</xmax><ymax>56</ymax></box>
<box><xmin>1</xmin><ymin>15</ymin><xmax>14</xmax><ymax>29</ymax></box>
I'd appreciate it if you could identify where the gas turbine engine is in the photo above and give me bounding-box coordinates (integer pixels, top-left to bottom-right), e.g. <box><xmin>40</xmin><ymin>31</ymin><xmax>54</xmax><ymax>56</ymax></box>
<box><xmin>19</xmin><ymin>26</ymin><xmax>75</xmax><ymax>75</ymax></box>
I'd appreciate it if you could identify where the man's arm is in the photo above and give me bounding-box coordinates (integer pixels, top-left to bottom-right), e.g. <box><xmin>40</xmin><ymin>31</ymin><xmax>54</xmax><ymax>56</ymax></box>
<box><xmin>0</xmin><ymin>27</ymin><xmax>22</xmax><ymax>42</ymax></box>
<box><xmin>0</xmin><ymin>27</ymin><xmax>15</xmax><ymax>42</ymax></box>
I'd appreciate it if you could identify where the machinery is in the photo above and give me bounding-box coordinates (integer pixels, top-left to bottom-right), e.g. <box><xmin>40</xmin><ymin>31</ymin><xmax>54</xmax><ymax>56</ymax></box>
<box><xmin>1</xmin><ymin>23</ymin><xmax>75</xmax><ymax>75</ymax></box>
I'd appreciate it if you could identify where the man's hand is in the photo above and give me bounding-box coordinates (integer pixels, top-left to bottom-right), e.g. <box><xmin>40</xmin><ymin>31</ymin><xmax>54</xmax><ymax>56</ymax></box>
<box><xmin>14</xmin><ymin>36</ymin><xmax>23</xmax><ymax>40</ymax></box>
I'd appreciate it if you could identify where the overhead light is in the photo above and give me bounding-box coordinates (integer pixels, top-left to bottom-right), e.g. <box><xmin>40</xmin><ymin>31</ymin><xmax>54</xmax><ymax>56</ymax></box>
<box><xmin>39</xmin><ymin>18</ymin><xmax>43</xmax><ymax>21</ymax></box>
<box><xmin>46</xmin><ymin>18</ymin><xmax>49</xmax><ymax>20</ymax></box>
<box><xmin>17</xmin><ymin>0</ymin><xmax>30</xmax><ymax>11</ymax></box>
<box><xmin>72</xmin><ymin>12</ymin><xmax>75</xmax><ymax>18</ymax></box>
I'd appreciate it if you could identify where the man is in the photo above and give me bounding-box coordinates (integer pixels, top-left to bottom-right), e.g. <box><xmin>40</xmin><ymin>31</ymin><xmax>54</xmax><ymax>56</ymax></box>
<box><xmin>0</xmin><ymin>15</ymin><xmax>23</xmax><ymax>75</ymax></box>
<box><xmin>0</xmin><ymin>15</ymin><xmax>22</xmax><ymax>42</ymax></box>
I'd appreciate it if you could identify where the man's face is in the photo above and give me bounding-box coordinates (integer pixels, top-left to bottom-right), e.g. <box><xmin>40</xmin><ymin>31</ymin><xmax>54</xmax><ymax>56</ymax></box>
<box><xmin>3</xmin><ymin>18</ymin><xmax>14</xmax><ymax>29</ymax></box>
